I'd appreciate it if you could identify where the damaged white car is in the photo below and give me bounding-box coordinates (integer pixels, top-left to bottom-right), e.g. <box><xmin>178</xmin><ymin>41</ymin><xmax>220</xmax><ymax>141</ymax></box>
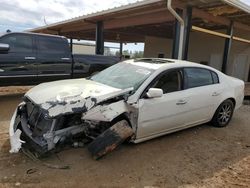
<box><xmin>10</xmin><ymin>58</ymin><xmax>244</xmax><ymax>159</ymax></box>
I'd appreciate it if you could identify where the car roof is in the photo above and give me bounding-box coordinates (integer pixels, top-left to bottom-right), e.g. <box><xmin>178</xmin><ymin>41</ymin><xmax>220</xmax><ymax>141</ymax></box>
<box><xmin>124</xmin><ymin>58</ymin><xmax>218</xmax><ymax>72</ymax></box>
<box><xmin>0</xmin><ymin>32</ymin><xmax>66</xmax><ymax>39</ymax></box>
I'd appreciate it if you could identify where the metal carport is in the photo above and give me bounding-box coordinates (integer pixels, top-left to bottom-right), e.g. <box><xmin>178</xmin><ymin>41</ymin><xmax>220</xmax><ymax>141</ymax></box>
<box><xmin>28</xmin><ymin>0</ymin><xmax>250</xmax><ymax>76</ymax></box>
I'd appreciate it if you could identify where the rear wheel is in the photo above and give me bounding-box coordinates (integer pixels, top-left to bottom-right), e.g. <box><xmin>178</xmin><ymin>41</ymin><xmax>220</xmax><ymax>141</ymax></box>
<box><xmin>211</xmin><ymin>99</ymin><xmax>234</xmax><ymax>127</ymax></box>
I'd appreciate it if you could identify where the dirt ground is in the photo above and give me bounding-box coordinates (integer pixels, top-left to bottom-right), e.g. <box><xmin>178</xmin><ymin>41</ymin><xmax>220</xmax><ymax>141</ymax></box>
<box><xmin>0</xmin><ymin>87</ymin><xmax>250</xmax><ymax>188</ymax></box>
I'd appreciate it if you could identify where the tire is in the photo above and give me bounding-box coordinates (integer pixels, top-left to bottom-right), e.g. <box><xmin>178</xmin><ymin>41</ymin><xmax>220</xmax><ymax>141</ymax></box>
<box><xmin>88</xmin><ymin>120</ymin><xmax>133</xmax><ymax>159</ymax></box>
<box><xmin>211</xmin><ymin>99</ymin><xmax>235</xmax><ymax>127</ymax></box>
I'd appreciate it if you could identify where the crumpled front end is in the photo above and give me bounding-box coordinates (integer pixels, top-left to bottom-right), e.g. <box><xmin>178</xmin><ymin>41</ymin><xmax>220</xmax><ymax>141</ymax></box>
<box><xmin>9</xmin><ymin>98</ymin><xmax>94</xmax><ymax>156</ymax></box>
<box><xmin>9</xmin><ymin>90</ymin><xmax>136</xmax><ymax>158</ymax></box>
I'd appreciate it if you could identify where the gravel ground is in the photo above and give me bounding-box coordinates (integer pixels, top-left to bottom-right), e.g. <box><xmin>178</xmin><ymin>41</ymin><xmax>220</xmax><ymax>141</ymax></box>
<box><xmin>0</xmin><ymin>87</ymin><xmax>249</xmax><ymax>188</ymax></box>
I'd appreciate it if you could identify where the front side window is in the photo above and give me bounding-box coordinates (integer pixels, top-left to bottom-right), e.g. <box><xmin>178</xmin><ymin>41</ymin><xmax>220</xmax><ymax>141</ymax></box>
<box><xmin>91</xmin><ymin>62</ymin><xmax>155</xmax><ymax>90</ymax></box>
<box><xmin>0</xmin><ymin>34</ymin><xmax>33</xmax><ymax>53</ymax></box>
<box><xmin>151</xmin><ymin>70</ymin><xmax>182</xmax><ymax>94</ymax></box>
<box><xmin>184</xmin><ymin>68</ymin><xmax>213</xmax><ymax>88</ymax></box>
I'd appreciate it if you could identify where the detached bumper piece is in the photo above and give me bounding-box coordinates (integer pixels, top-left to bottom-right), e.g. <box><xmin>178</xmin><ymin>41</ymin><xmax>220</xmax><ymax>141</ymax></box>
<box><xmin>88</xmin><ymin>120</ymin><xmax>133</xmax><ymax>159</ymax></box>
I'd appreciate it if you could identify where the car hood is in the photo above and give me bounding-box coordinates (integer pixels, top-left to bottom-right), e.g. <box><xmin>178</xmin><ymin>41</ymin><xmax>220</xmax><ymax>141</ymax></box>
<box><xmin>25</xmin><ymin>78</ymin><xmax>133</xmax><ymax>118</ymax></box>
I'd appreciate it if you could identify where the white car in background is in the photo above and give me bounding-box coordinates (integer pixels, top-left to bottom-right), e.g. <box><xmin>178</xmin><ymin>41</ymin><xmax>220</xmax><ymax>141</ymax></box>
<box><xmin>9</xmin><ymin>58</ymin><xmax>244</xmax><ymax>159</ymax></box>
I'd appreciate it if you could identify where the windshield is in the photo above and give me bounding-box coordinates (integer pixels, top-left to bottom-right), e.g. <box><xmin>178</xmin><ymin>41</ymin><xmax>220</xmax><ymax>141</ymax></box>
<box><xmin>90</xmin><ymin>62</ymin><xmax>155</xmax><ymax>90</ymax></box>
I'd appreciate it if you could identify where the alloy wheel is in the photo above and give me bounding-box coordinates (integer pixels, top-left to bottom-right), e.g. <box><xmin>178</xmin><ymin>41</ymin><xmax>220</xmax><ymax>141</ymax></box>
<box><xmin>218</xmin><ymin>103</ymin><xmax>232</xmax><ymax>125</ymax></box>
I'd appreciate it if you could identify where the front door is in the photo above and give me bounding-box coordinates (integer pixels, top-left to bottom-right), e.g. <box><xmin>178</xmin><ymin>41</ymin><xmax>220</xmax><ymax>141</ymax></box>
<box><xmin>0</xmin><ymin>33</ymin><xmax>37</xmax><ymax>86</ymax></box>
<box><xmin>136</xmin><ymin>69</ymin><xmax>190</xmax><ymax>139</ymax></box>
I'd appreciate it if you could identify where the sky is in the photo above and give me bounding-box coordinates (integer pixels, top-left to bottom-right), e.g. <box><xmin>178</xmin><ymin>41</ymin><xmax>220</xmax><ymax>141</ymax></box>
<box><xmin>0</xmin><ymin>0</ymin><xmax>250</xmax><ymax>51</ymax></box>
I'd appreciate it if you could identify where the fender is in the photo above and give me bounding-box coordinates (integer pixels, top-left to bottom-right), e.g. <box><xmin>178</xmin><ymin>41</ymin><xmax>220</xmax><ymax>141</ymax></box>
<box><xmin>82</xmin><ymin>100</ymin><xmax>130</xmax><ymax>122</ymax></box>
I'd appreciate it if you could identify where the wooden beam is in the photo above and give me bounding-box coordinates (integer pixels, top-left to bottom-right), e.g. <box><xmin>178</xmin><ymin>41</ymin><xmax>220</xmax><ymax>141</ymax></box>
<box><xmin>192</xmin><ymin>26</ymin><xmax>231</xmax><ymax>38</ymax></box>
<box><xmin>233</xmin><ymin>36</ymin><xmax>250</xmax><ymax>44</ymax></box>
<box><xmin>192</xmin><ymin>7</ymin><xmax>250</xmax><ymax>32</ymax></box>
<box><xmin>61</xmin><ymin>9</ymin><xmax>174</xmax><ymax>33</ymax></box>
<box><xmin>192</xmin><ymin>8</ymin><xmax>230</xmax><ymax>26</ymax></box>
<box><xmin>104</xmin><ymin>10</ymin><xmax>174</xmax><ymax>29</ymax></box>
<box><xmin>61</xmin><ymin>23</ymin><xmax>95</xmax><ymax>33</ymax></box>
<box><xmin>192</xmin><ymin>26</ymin><xmax>250</xmax><ymax>44</ymax></box>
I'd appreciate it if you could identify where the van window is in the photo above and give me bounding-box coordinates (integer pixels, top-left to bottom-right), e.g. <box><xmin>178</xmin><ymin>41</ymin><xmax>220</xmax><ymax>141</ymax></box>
<box><xmin>0</xmin><ymin>34</ymin><xmax>33</xmax><ymax>53</ymax></box>
<box><xmin>37</xmin><ymin>36</ymin><xmax>69</xmax><ymax>55</ymax></box>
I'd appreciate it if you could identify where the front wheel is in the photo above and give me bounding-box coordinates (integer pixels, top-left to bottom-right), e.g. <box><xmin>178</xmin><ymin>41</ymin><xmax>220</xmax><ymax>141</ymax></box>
<box><xmin>211</xmin><ymin>99</ymin><xmax>234</xmax><ymax>127</ymax></box>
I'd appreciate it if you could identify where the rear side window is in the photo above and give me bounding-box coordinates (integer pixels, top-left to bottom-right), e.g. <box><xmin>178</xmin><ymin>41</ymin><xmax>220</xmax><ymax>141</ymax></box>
<box><xmin>0</xmin><ymin>34</ymin><xmax>33</xmax><ymax>53</ymax></box>
<box><xmin>211</xmin><ymin>71</ymin><xmax>219</xmax><ymax>84</ymax></box>
<box><xmin>184</xmin><ymin>68</ymin><xmax>213</xmax><ymax>89</ymax></box>
<box><xmin>37</xmin><ymin>36</ymin><xmax>69</xmax><ymax>55</ymax></box>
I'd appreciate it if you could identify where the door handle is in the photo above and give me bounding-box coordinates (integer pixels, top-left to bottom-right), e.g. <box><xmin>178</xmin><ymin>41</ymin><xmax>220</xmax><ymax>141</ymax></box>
<box><xmin>176</xmin><ymin>100</ymin><xmax>187</xmax><ymax>105</ymax></box>
<box><xmin>25</xmin><ymin>56</ymin><xmax>36</xmax><ymax>60</ymax></box>
<box><xmin>212</xmin><ymin>92</ymin><xmax>220</xmax><ymax>96</ymax></box>
<box><xmin>61</xmin><ymin>57</ymin><xmax>70</xmax><ymax>60</ymax></box>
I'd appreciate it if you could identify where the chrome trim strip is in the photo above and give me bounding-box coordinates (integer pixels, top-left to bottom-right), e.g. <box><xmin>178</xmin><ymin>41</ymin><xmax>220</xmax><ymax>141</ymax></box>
<box><xmin>25</xmin><ymin>57</ymin><xmax>36</xmax><ymax>60</ymax></box>
<box><xmin>61</xmin><ymin>57</ymin><xmax>70</xmax><ymax>60</ymax></box>
<box><xmin>37</xmin><ymin>74</ymin><xmax>70</xmax><ymax>77</ymax></box>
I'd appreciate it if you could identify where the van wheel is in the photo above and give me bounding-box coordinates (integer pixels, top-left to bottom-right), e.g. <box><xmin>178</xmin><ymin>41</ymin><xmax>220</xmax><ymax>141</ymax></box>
<box><xmin>88</xmin><ymin>120</ymin><xmax>133</xmax><ymax>159</ymax></box>
<box><xmin>211</xmin><ymin>99</ymin><xmax>234</xmax><ymax>127</ymax></box>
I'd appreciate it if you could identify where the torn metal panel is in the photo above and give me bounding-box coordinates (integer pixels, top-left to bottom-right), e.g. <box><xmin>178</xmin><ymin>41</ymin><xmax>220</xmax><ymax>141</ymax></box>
<box><xmin>82</xmin><ymin>100</ymin><xmax>129</xmax><ymax>122</ymax></box>
<box><xmin>40</xmin><ymin>96</ymin><xmax>97</xmax><ymax>118</ymax></box>
<box><xmin>43</xmin><ymin>125</ymin><xmax>86</xmax><ymax>151</ymax></box>
<box><xmin>32</xmin><ymin>86</ymin><xmax>133</xmax><ymax>118</ymax></box>
<box><xmin>88</xmin><ymin>120</ymin><xmax>134</xmax><ymax>159</ymax></box>
<box><xmin>24</xmin><ymin>78</ymin><xmax>120</xmax><ymax>104</ymax></box>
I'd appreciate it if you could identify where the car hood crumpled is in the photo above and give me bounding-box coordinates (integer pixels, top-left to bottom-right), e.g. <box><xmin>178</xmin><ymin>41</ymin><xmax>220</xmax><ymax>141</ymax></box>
<box><xmin>25</xmin><ymin>78</ymin><xmax>133</xmax><ymax>118</ymax></box>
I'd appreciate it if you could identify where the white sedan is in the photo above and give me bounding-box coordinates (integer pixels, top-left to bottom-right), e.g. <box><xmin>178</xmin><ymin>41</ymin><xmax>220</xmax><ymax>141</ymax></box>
<box><xmin>9</xmin><ymin>58</ymin><xmax>244</xmax><ymax>159</ymax></box>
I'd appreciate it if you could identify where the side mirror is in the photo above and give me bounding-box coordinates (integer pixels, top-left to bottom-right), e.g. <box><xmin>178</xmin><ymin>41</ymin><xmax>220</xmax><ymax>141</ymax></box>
<box><xmin>0</xmin><ymin>43</ymin><xmax>9</xmax><ymax>53</ymax></box>
<box><xmin>146</xmin><ymin>88</ymin><xmax>163</xmax><ymax>98</ymax></box>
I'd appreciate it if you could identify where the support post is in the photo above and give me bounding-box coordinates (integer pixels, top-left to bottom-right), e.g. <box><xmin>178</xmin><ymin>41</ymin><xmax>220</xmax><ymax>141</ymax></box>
<box><xmin>172</xmin><ymin>9</ymin><xmax>182</xmax><ymax>59</ymax></box>
<box><xmin>119</xmin><ymin>42</ymin><xmax>123</xmax><ymax>59</ymax></box>
<box><xmin>70</xmin><ymin>38</ymin><xmax>73</xmax><ymax>52</ymax></box>
<box><xmin>222</xmin><ymin>21</ymin><xmax>234</xmax><ymax>73</ymax></box>
<box><xmin>95</xmin><ymin>21</ymin><xmax>104</xmax><ymax>55</ymax></box>
<box><xmin>183</xmin><ymin>6</ymin><xmax>192</xmax><ymax>60</ymax></box>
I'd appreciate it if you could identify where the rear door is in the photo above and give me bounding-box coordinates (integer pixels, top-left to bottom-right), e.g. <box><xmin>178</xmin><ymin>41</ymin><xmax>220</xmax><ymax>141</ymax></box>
<box><xmin>181</xmin><ymin>67</ymin><xmax>222</xmax><ymax>125</ymax></box>
<box><xmin>0</xmin><ymin>33</ymin><xmax>37</xmax><ymax>86</ymax></box>
<box><xmin>36</xmin><ymin>35</ymin><xmax>72</xmax><ymax>82</ymax></box>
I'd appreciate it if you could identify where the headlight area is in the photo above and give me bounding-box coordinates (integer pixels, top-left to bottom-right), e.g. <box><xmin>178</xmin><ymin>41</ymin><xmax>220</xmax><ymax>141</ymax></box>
<box><xmin>9</xmin><ymin>101</ymin><xmax>113</xmax><ymax>158</ymax></box>
<box><xmin>9</xmin><ymin>102</ymin><xmax>50</xmax><ymax>156</ymax></box>
<box><xmin>9</xmin><ymin>102</ymin><xmax>25</xmax><ymax>153</ymax></box>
